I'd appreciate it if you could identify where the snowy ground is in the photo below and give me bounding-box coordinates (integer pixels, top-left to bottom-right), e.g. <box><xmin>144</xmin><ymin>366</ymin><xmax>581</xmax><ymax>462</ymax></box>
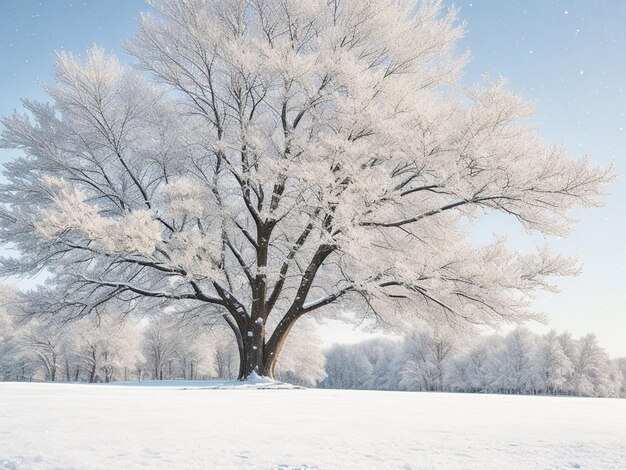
<box><xmin>1</xmin><ymin>382</ymin><xmax>625</xmax><ymax>469</ymax></box>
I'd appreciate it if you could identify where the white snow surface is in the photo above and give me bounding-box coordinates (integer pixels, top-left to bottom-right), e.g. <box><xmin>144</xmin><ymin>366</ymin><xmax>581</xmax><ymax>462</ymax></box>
<box><xmin>1</xmin><ymin>383</ymin><xmax>625</xmax><ymax>469</ymax></box>
<box><xmin>104</xmin><ymin>375</ymin><xmax>301</xmax><ymax>390</ymax></box>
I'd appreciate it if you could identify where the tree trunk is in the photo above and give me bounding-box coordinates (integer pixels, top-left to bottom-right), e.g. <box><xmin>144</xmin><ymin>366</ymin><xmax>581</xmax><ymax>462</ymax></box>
<box><xmin>231</xmin><ymin>328</ymin><xmax>274</xmax><ymax>380</ymax></box>
<box><xmin>239</xmin><ymin>319</ymin><xmax>268</xmax><ymax>379</ymax></box>
<box><xmin>234</xmin><ymin>315</ymin><xmax>295</xmax><ymax>381</ymax></box>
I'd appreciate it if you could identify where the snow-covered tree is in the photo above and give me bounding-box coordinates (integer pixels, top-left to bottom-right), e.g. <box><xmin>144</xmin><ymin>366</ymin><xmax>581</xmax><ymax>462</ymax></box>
<box><xmin>321</xmin><ymin>343</ymin><xmax>375</xmax><ymax>390</ymax></box>
<box><xmin>210</xmin><ymin>326</ymin><xmax>240</xmax><ymax>380</ymax></box>
<box><xmin>20</xmin><ymin>320</ymin><xmax>71</xmax><ymax>382</ymax></box>
<box><xmin>0</xmin><ymin>0</ymin><xmax>612</xmax><ymax>379</ymax></box>
<box><xmin>569</xmin><ymin>334</ymin><xmax>616</xmax><ymax>397</ymax></box>
<box><xmin>615</xmin><ymin>358</ymin><xmax>626</xmax><ymax>398</ymax></box>
<box><xmin>141</xmin><ymin>318</ymin><xmax>217</xmax><ymax>380</ymax></box>
<box><xmin>0</xmin><ymin>285</ymin><xmax>34</xmax><ymax>381</ymax></box>
<box><xmin>174</xmin><ymin>328</ymin><xmax>217</xmax><ymax>380</ymax></box>
<box><xmin>321</xmin><ymin>338</ymin><xmax>402</xmax><ymax>390</ymax></box>
<box><xmin>362</xmin><ymin>338</ymin><xmax>404</xmax><ymax>391</ymax></box>
<box><xmin>455</xmin><ymin>335</ymin><xmax>505</xmax><ymax>393</ymax></box>
<box><xmin>497</xmin><ymin>327</ymin><xmax>537</xmax><ymax>394</ymax></box>
<box><xmin>143</xmin><ymin>320</ymin><xmax>180</xmax><ymax>380</ymax></box>
<box><xmin>71</xmin><ymin>313</ymin><xmax>143</xmax><ymax>383</ymax></box>
<box><xmin>534</xmin><ymin>329</ymin><xmax>572</xmax><ymax>395</ymax></box>
<box><xmin>400</xmin><ymin>324</ymin><xmax>457</xmax><ymax>391</ymax></box>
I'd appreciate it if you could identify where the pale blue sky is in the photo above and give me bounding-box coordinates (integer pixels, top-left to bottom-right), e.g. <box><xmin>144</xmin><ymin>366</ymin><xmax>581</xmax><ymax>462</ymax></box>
<box><xmin>1</xmin><ymin>1</ymin><xmax>624</xmax><ymax>355</ymax></box>
<box><xmin>452</xmin><ymin>1</ymin><xmax>626</xmax><ymax>357</ymax></box>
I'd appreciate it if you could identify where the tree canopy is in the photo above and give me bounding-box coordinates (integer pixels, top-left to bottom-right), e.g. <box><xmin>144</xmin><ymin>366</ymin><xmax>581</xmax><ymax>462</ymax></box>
<box><xmin>0</xmin><ymin>0</ymin><xmax>612</xmax><ymax>378</ymax></box>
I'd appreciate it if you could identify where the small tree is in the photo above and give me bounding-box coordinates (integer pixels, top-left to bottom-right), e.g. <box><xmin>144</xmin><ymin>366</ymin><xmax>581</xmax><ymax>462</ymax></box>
<box><xmin>143</xmin><ymin>320</ymin><xmax>180</xmax><ymax>380</ymax></box>
<box><xmin>321</xmin><ymin>343</ymin><xmax>374</xmax><ymax>390</ymax></box>
<box><xmin>570</xmin><ymin>333</ymin><xmax>616</xmax><ymax>397</ymax></box>
<box><xmin>0</xmin><ymin>0</ymin><xmax>612</xmax><ymax>379</ymax></box>
<box><xmin>534</xmin><ymin>329</ymin><xmax>572</xmax><ymax>395</ymax></box>
<box><xmin>615</xmin><ymin>358</ymin><xmax>626</xmax><ymax>398</ymax></box>
<box><xmin>71</xmin><ymin>313</ymin><xmax>143</xmax><ymax>383</ymax></box>
<box><xmin>0</xmin><ymin>285</ymin><xmax>34</xmax><ymax>381</ymax></box>
<box><xmin>211</xmin><ymin>326</ymin><xmax>240</xmax><ymax>380</ymax></box>
<box><xmin>497</xmin><ymin>327</ymin><xmax>537</xmax><ymax>394</ymax></box>
<box><xmin>465</xmin><ymin>336</ymin><xmax>506</xmax><ymax>393</ymax></box>
<box><xmin>401</xmin><ymin>324</ymin><xmax>457</xmax><ymax>391</ymax></box>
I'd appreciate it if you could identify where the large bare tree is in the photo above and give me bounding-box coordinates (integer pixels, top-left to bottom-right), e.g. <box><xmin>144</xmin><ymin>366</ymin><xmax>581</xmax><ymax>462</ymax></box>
<box><xmin>0</xmin><ymin>0</ymin><xmax>612</xmax><ymax>379</ymax></box>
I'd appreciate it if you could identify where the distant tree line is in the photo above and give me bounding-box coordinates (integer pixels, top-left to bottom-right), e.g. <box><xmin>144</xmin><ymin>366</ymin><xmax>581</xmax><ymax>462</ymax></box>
<box><xmin>2</xmin><ymin>285</ymin><xmax>624</xmax><ymax>397</ymax></box>
<box><xmin>321</xmin><ymin>327</ymin><xmax>626</xmax><ymax>398</ymax></box>
<box><xmin>0</xmin><ymin>286</ymin><xmax>324</xmax><ymax>386</ymax></box>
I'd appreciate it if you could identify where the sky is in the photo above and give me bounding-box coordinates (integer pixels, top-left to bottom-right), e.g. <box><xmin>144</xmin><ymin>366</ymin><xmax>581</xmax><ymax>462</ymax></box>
<box><xmin>0</xmin><ymin>1</ymin><xmax>625</xmax><ymax>355</ymax></box>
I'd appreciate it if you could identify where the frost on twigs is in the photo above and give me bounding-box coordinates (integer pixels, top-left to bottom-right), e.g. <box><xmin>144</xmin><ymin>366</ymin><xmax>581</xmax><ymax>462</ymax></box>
<box><xmin>161</xmin><ymin>177</ymin><xmax>214</xmax><ymax>219</ymax></box>
<box><xmin>36</xmin><ymin>177</ymin><xmax>161</xmax><ymax>258</ymax></box>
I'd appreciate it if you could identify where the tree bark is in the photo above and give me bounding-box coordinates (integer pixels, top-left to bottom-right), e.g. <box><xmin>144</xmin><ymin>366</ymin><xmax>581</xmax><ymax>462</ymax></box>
<box><xmin>237</xmin><ymin>317</ymin><xmax>267</xmax><ymax>379</ymax></box>
<box><xmin>233</xmin><ymin>315</ymin><xmax>295</xmax><ymax>380</ymax></box>
<box><xmin>228</xmin><ymin>245</ymin><xmax>337</xmax><ymax>381</ymax></box>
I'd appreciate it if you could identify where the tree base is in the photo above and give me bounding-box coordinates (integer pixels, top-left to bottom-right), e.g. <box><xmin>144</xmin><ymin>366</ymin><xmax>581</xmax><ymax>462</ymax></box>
<box><xmin>238</xmin><ymin>370</ymin><xmax>274</xmax><ymax>383</ymax></box>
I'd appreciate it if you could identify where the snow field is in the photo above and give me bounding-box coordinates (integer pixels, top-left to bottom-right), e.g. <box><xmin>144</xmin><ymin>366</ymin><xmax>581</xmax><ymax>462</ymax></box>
<box><xmin>1</xmin><ymin>382</ymin><xmax>625</xmax><ymax>469</ymax></box>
